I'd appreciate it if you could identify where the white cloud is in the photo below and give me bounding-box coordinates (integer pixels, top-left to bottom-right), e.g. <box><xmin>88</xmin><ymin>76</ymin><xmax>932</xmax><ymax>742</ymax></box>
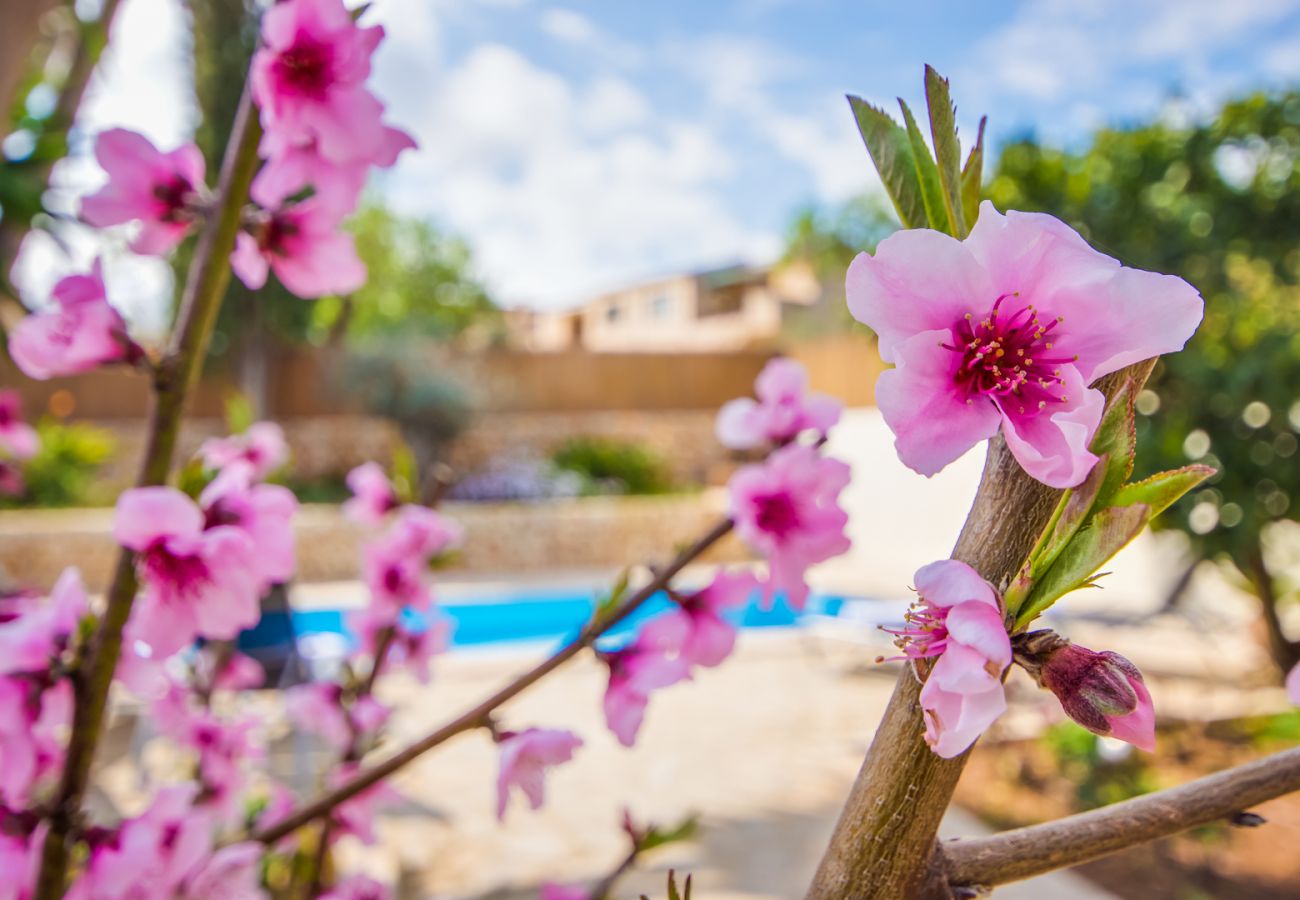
<box><xmin>387</xmin><ymin>43</ymin><xmax>777</xmax><ymax>307</ymax></box>
<box><xmin>538</xmin><ymin>7</ymin><xmax>644</xmax><ymax>67</ymax></box>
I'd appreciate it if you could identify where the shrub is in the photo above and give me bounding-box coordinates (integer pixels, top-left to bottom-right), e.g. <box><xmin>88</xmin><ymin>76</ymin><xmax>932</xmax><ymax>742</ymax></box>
<box><xmin>552</xmin><ymin>436</ymin><xmax>674</xmax><ymax>496</ymax></box>
<box><xmin>1</xmin><ymin>419</ymin><xmax>116</xmax><ymax>508</ymax></box>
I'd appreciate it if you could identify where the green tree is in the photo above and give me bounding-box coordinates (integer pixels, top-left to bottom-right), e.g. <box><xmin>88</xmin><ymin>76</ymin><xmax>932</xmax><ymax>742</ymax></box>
<box><xmin>989</xmin><ymin>91</ymin><xmax>1300</xmax><ymax>672</ymax></box>
<box><xmin>311</xmin><ymin>203</ymin><xmax>500</xmax><ymax>345</ymax></box>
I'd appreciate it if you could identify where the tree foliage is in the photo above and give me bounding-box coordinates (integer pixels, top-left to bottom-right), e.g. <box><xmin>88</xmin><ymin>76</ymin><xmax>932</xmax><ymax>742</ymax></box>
<box><xmin>989</xmin><ymin>90</ymin><xmax>1300</xmax><ymax>662</ymax></box>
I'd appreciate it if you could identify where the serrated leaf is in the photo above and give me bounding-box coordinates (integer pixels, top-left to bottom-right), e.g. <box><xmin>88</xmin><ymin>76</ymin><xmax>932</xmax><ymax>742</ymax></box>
<box><xmin>1091</xmin><ymin>378</ymin><xmax>1138</xmax><ymax>507</ymax></box>
<box><xmin>1109</xmin><ymin>465</ymin><xmax>1215</xmax><ymax>520</ymax></box>
<box><xmin>639</xmin><ymin>816</ymin><xmax>699</xmax><ymax>852</ymax></box>
<box><xmin>846</xmin><ymin>95</ymin><xmax>927</xmax><ymax>229</ymax></box>
<box><xmin>1005</xmin><ymin>452</ymin><xmax>1110</xmax><ymax>615</ymax></box>
<box><xmin>898</xmin><ymin>98</ymin><xmax>953</xmax><ymax>235</ymax></box>
<box><xmin>923</xmin><ymin>65</ymin><xmax>966</xmax><ymax>237</ymax></box>
<box><xmin>960</xmin><ymin>116</ymin><xmax>986</xmax><ymax>228</ymax></box>
<box><xmin>1015</xmin><ymin>503</ymin><xmax>1150</xmax><ymax>627</ymax></box>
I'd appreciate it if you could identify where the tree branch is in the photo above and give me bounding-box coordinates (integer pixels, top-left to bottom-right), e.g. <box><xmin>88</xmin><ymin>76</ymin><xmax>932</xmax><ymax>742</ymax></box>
<box><xmin>805</xmin><ymin>361</ymin><xmax>1156</xmax><ymax>900</ymax></box>
<box><xmin>251</xmin><ymin>518</ymin><xmax>734</xmax><ymax>846</ymax></box>
<box><xmin>32</xmin><ymin>80</ymin><xmax>263</xmax><ymax>898</ymax></box>
<box><xmin>935</xmin><ymin>745</ymin><xmax>1300</xmax><ymax>891</ymax></box>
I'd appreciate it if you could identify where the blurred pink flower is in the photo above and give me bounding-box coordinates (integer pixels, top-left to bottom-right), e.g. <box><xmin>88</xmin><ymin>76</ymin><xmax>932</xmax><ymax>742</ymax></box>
<box><xmin>0</xmin><ymin>824</ymin><xmax>41</xmax><ymax>898</ymax></box>
<box><xmin>0</xmin><ymin>391</ymin><xmax>38</xmax><ymax>460</ymax></box>
<box><xmin>387</xmin><ymin>505</ymin><xmax>462</xmax><ymax>559</ymax></box>
<box><xmin>350</xmin><ymin>606</ymin><xmax>449</xmax><ymax>684</ymax></box>
<box><xmin>285</xmin><ymin>681</ymin><xmax>351</xmax><ymax>752</ymax></box>
<box><xmin>115</xmin><ymin>487</ymin><xmax>261</xmax><ymax>658</ymax></box>
<box><xmin>329</xmin><ymin>762</ymin><xmax>400</xmax><ymax>845</ymax></box>
<box><xmin>0</xmin><ymin>567</ymin><xmax>87</xmax><ymax>676</ymax></box>
<box><xmin>231</xmin><ymin>199</ymin><xmax>366</xmax><ymax>298</ymax></box>
<box><xmin>198</xmin><ymin>422</ymin><xmax>288</xmax><ymax>481</ymax></box>
<box><xmin>253</xmin><ymin>125</ymin><xmax>414</xmax><ymax>213</ymax></box>
<box><xmin>727</xmin><ymin>443</ymin><xmax>851</xmax><ymax>610</ymax></box>
<box><xmin>847</xmin><ymin>201</ymin><xmax>1203</xmax><ymax>488</ymax></box>
<box><xmin>80</xmin><ymin>128</ymin><xmax>205</xmax><ymax>255</ymax></box>
<box><xmin>885</xmin><ymin>560</ymin><xmax>1010</xmax><ymax>759</ymax></box>
<box><xmin>602</xmin><ymin>643</ymin><xmax>689</xmax><ymax>747</ymax></box>
<box><xmin>361</xmin><ymin>506</ymin><xmax>459</xmax><ymax>615</ymax></box>
<box><xmin>180</xmin><ymin>843</ymin><xmax>267</xmax><ymax>900</ymax></box>
<box><xmin>320</xmin><ymin>874</ymin><xmax>393</xmax><ymax>900</ymax></box>
<box><xmin>8</xmin><ymin>261</ymin><xmax>133</xmax><ymax>380</ymax></box>
<box><xmin>212</xmin><ymin>651</ymin><xmax>266</xmax><ymax>691</ymax></box>
<box><xmin>75</xmin><ymin>785</ymin><xmax>215</xmax><ymax>898</ymax></box>
<box><xmin>0</xmin><ymin>461</ymin><xmax>23</xmax><ymax>497</ymax></box>
<box><xmin>639</xmin><ymin>570</ymin><xmax>758</xmax><ymax>669</ymax></box>
<box><xmin>539</xmin><ymin>885</ymin><xmax>590</xmax><ymax>900</ymax></box>
<box><xmin>152</xmin><ymin>682</ymin><xmax>265</xmax><ymax>816</ymax></box>
<box><xmin>200</xmin><ymin>463</ymin><xmax>298</xmax><ymax>588</ymax></box>
<box><xmin>1288</xmin><ymin>662</ymin><xmax>1300</xmax><ymax>705</ymax></box>
<box><xmin>251</xmin><ymin>0</ymin><xmax>388</xmax><ymax>164</ymax></box>
<box><xmin>495</xmin><ymin>727</ymin><xmax>583</xmax><ymax>820</ymax></box>
<box><xmin>716</xmin><ymin>357</ymin><xmax>842</xmax><ymax>450</ymax></box>
<box><xmin>1037</xmin><ymin>642</ymin><xmax>1156</xmax><ymax>752</ymax></box>
<box><xmin>342</xmin><ymin>461</ymin><xmax>397</xmax><ymax>524</ymax></box>
<box><xmin>0</xmin><ymin>677</ymin><xmax>71</xmax><ymax>807</ymax></box>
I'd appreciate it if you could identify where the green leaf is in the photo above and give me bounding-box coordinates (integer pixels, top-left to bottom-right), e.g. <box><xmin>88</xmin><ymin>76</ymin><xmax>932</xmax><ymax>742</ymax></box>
<box><xmin>390</xmin><ymin>443</ymin><xmax>419</xmax><ymax>504</ymax></box>
<box><xmin>1015</xmin><ymin>503</ymin><xmax>1151</xmax><ymax>627</ymax></box>
<box><xmin>960</xmin><ymin>115</ymin><xmax>986</xmax><ymax>229</ymax></box>
<box><xmin>639</xmin><ymin>816</ymin><xmax>699</xmax><ymax>852</ymax></box>
<box><xmin>1109</xmin><ymin>465</ymin><xmax>1215</xmax><ymax>520</ymax></box>
<box><xmin>1091</xmin><ymin>377</ymin><xmax>1139</xmax><ymax>507</ymax></box>
<box><xmin>224</xmin><ymin>393</ymin><xmax>255</xmax><ymax>434</ymax></box>
<box><xmin>846</xmin><ymin>95</ymin><xmax>927</xmax><ymax>229</ymax></box>
<box><xmin>594</xmin><ymin>568</ymin><xmax>633</xmax><ymax>620</ymax></box>
<box><xmin>898</xmin><ymin>98</ymin><xmax>953</xmax><ymax>235</ymax></box>
<box><xmin>923</xmin><ymin>65</ymin><xmax>966</xmax><ymax>237</ymax></box>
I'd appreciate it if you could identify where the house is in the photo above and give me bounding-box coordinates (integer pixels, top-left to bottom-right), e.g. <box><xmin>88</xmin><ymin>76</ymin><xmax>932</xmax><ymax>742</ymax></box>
<box><xmin>505</xmin><ymin>261</ymin><xmax>824</xmax><ymax>353</ymax></box>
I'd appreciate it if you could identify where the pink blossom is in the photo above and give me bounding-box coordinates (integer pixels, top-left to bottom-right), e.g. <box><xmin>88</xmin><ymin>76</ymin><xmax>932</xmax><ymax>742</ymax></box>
<box><xmin>350</xmin><ymin>606</ymin><xmax>449</xmax><ymax>684</ymax></box>
<box><xmin>1035</xmin><ymin>640</ymin><xmax>1156</xmax><ymax>752</ymax></box>
<box><xmin>8</xmin><ymin>261</ymin><xmax>133</xmax><ymax>380</ymax></box>
<box><xmin>251</xmin><ymin>0</ymin><xmax>388</xmax><ymax>164</ymax></box>
<box><xmin>253</xmin><ymin>125</ymin><xmax>414</xmax><ymax>213</ymax></box>
<box><xmin>211</xmin><ymin>651</ymin><xmax>266</xmax><ymax>691</ymax></box>
<box><xmin>846</xmin><ymin>202</ymin><xmax>1203</xmax><ymax>488</ymax></box>
<box><xmin>0</xmin><ymin>391</ymin><xmax>38</xmax><ymax>460</ymax></box>
<box><xmin>885</xmin><ymin>560</ymin><xmax>1011</xmax><ymax>759</ymax></box>
<box><xmin>602</xmin><ymin>643</ymin><xmax>689</xmax><ymax>747</ymax></box>
<box><xmin>320</xmin><ymin>875</ymin><xmax>393</xmax><ymax>900</ymax></box>
<box><xmin>495</xmin><ymin>727</ymin><xmax>583</xmax><ymax>820</ymax></box>
<box><xmin>0</xmin><ymin>462</ymin><xmax>23</xmax><ymax>497</ymax></box>
<box><xmin>231</xmin><ymin>199</ymin><xmax>366</xmax><ymax>298</ymax></box>
<box><xmin>716</xmin><ymin>357</ymin><xmax>842</xmax><ymax>450</ymax></box>
<box><xmin>285</xmin><ymin>682</ymin><xmax>389</xmax><ymax>754</ymax></box>
<box><xmin>0</xmin><ymin>567</ymin><xmax>87</xmax><ymax>675</ymax></box>
<box><xmin>76</xmin><ymin>785</ymin><xmax>215</xmax><ymax>899</ymax></box>
<box><xmin>539</xmin><ymin>885</ymin><xmax>590</xmax><ymax>900</ymax></box>
<box><xmin>0</xmin><ymin>677</ymin><xmax>71</xmax><ymax>806</ymax></box>
<box><xmin>0</xmin><ymin>821</ymin><xmax>43</xmax><ymax>899</ymax></box>
<box><xmin>80</xmin><ymin>128</ymin><xmax>205</xmax><ymax>255</ymax></box>
<box><xmin>152</xmin><ymin>683</ymin><xmax>265</xmax><ymax>816</ymax></box>
<box><xmin>342</xmin><ymin>461</ymin><xmax>398</xmax><ymax>524</ymax></box>
<box><xmin>200</xmin><ymin>463</ymin><xmax>298</xmax><ymax>588</ymax></box>
<box><xmin>329</xmin><ymin>762</ymin><xmax>399</xmax><ymax>845</ymax></box>
<box><xmin>727</xmin><ymin>443</ymin><xmax>851</xmax><ymax>610</ymax></box>
<box><xmin>198</xmin><ymin>421</ymin><xmax>288</xmax><ymax>481</ymax></box>
<box><xmin>361</xmin><ymin>506</ymin><xmax>459</xmax><ymax>615</ymax></box>
<box><xmin>1288</xmin><ymin>662</ymin><xmax>1300</xmax><ymax>705</ymax></box>
<box><xmin>640</xmin><ymin>570</ymin><xmax>758</xmax><ymax>669</ymax></box>
<box><xmin>180</xmin><ymin>843</ymin><xmax>267</xmax><ymax>900</ymax></box>
<box><xmin>115</xmin><ymin>487</ymin><xmax>262</xmax><ymax>658</ymax></box>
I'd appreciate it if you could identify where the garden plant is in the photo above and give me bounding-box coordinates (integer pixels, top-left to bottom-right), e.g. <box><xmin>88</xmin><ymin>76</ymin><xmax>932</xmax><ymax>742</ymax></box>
<box><xmin>3</xmin><ymin>3</ymin><xmax>1300</xmax><ymax>898</ymax></box>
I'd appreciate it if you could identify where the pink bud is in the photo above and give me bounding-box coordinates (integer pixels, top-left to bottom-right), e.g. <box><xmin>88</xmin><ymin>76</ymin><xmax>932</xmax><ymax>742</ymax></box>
<box><xmin>1020</xmin><ymin>632</ymin><xmax>1155</xmax><ymax>752</ymax></box>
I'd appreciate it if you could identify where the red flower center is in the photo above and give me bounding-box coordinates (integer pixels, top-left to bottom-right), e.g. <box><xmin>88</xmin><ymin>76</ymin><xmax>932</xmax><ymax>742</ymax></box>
<box><xmin>881</xmin><ymin>600</ymin><xmax>949</xmax><ymax>661</ymax></box>
<box><xmin>752</xmin><ymin>491</ymin><xmax>799</xmax><ymax>537</ymax></box>
<box><xmin>276</xmin><ymin>39</ymin><xmax>333</xmax><ymax>97</ymax></box>
<box><xmin>943</xmin><ymin>293</ymin><xmax>1078</xmax><ymax>416</ymax></box>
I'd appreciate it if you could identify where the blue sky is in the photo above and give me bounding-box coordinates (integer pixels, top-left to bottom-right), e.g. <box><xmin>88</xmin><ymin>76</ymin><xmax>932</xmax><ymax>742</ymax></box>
<box><xmin>15</xmin><ymin>0</ymin><xmax>1300</xmax><ymax>322</ymax></box>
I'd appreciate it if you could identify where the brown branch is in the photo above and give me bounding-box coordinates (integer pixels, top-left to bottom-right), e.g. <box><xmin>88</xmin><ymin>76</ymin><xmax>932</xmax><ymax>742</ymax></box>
<box><xmin>806</xmin><ymin>360</ymin><xmax>1157</xmax><ymax>900</ymax></box>
<box><xmin>934</xmin><ymin>745</ymin><xmax>1300</xmax><ymax>891</ymax></box>
<box><xmin>32</xmin><ymin>79</ymin><xmax>263</xmax><ymax>898</ymax></box>
<box><xmin>252</xmin><ymin>517</ymin><xmax>734</xmax><ymax>846</ymax></box>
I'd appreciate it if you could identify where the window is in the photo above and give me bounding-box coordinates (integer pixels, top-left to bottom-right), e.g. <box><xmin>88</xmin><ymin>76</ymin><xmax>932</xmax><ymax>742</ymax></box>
<box><xmin>650</xmin><ymin>293</ymin><xmax>672</xmax><ymax>319</ymax></box>
<box><xmin>606</xmin><ymin>302</ymin><xmax>622</xmax><ymax>323</ymax></box>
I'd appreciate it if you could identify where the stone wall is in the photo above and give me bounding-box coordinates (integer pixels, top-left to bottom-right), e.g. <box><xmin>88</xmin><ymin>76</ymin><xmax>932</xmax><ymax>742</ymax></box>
<box><xmin>0</xmin><ymin>490</ymin><xmax>747</xmax><ymax>593</ymax></box>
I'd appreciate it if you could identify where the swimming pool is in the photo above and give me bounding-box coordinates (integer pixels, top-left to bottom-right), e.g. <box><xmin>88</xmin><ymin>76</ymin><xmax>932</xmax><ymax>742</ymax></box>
<box><xmin>241</xmin><ymin>586</ymin><xmax>855</xmax><ymax>653</ymax></box>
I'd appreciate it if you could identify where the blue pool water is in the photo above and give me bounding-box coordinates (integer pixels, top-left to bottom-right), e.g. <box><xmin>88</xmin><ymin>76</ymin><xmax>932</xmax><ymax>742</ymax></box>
<box><xmin>242</xmin><ymin>587</ymin><xmax>852</xmax><ymax>653</ymax></box>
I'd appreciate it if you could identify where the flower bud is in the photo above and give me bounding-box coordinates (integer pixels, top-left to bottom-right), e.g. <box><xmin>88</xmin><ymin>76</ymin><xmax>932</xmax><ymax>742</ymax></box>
<box><xmin>1016</xmin><ymin>631</ymin><xmax>1155</xmax><ymax>752</ymax></box>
